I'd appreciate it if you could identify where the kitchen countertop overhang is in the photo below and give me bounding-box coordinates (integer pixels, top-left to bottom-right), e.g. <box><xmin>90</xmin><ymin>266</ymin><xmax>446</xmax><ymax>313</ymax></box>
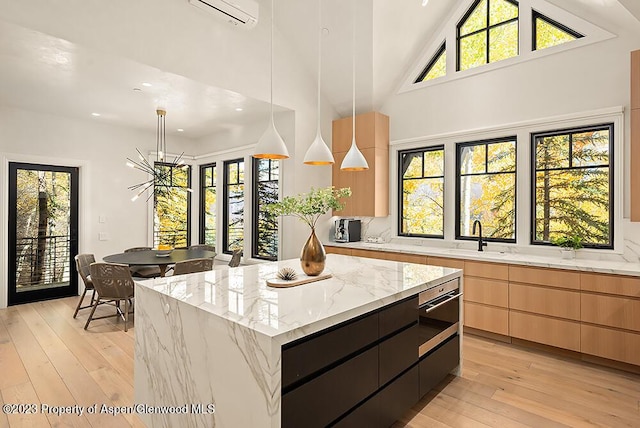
<box><xmin>137</xmin><ymin>254</ymin><xmax>461</xmax><ymax>345</ymax></box>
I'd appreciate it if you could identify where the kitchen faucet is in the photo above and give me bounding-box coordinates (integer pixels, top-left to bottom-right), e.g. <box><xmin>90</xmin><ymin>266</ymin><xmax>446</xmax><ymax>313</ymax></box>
<box><xmin>472</xmin><ymin>220</ymin><xmax>488</xmax><ymax>252</ymax></box>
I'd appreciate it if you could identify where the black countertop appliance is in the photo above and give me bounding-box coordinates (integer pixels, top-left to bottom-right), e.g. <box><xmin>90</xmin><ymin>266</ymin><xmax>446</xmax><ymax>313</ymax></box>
<box><xmin>334</xmin><ymin>219</ymin><xmax>361</xmax><ymax>243</ymax></box>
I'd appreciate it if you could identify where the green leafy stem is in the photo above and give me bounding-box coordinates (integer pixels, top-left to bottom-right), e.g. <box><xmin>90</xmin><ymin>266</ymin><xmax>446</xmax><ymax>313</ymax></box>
<box><xmin>265</xmin><ymin>186</ymin><xmax>352</xmax><ymax>229</ymax></box>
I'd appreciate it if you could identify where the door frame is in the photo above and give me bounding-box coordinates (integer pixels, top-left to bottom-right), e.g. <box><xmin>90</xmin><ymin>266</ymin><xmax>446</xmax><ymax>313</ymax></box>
<box><xmin>1</xmin><ymin>153</ymin><xmax>88</xmax><ymax>308</ymax></box>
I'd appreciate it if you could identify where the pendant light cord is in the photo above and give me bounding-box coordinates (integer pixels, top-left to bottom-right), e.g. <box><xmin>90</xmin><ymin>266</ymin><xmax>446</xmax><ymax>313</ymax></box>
<box><xmin>317</xmin><ymin>0</ymin><xmax>322</xmax><ymax>132</ymax></box>
<box><xmin>270</xmin><ymin>0</ymin><xmax>274</xmax><ymax>119</ymax></box>
<box><xmin>352</xmin><ymin>0</ymin><xmax>356</xmax><ymax>144</ymax></box>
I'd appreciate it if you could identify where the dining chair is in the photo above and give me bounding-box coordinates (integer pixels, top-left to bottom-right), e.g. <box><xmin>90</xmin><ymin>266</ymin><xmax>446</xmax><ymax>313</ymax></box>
<box><xmin>85</xmin><ymin>262</ymin><xmax>135</xmax><ymax>332</ymax></box>
<box><xmin>124</xmin><ymin>246</ymin><xmax>162</xmax><ymax>278</ymax></box>
<box><xmin>73</xmin><ymin>254</ymin><xmax>96</xmax><ymax>318</ymax></box>
<box><xmin>173</xmin><ymin>258</ymin><xmax>214</xmax><ymax>276</ymax></box>
<box><xmin>228</xmin><ymin>249</ymin><xmax>243</xmax><ymax>268</ymax></box>
<box><xmin>189</xmin><ymin>244</ymin><xmax>216</xmax><ymax>253</ymax></box>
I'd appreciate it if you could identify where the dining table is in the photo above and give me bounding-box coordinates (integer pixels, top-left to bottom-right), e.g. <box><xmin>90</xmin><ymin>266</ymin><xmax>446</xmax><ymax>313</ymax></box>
<box><xmin>103</xmin><ymin>248</ymin><xmax>217</xmax><ymax>277</ymax></box>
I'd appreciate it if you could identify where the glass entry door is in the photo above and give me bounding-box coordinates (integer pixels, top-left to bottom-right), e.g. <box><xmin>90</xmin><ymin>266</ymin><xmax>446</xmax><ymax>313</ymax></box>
<box><xmin>8</xmin><ymin>163</ymin><xmax>79</xmax><ymax>305</ymax></box>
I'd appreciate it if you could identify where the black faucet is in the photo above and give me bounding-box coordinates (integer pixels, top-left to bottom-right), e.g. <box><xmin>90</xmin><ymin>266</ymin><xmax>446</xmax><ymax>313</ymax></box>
<box><xmin>472</xmin><ymin>220</ymin><xmax>488</xmax><ymax>252</ymax></box>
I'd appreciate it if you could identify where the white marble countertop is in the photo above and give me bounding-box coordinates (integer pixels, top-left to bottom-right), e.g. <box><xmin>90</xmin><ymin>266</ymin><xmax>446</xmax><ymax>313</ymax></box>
<box><xmin>137</xmin><ymin>254</ymin><xmax>461</xmax><ymax>345</ymax></box>
<box><xmin>325</xmin><ymin>241</ymin><xmax>640</xmax><ymax>277</ymax></box>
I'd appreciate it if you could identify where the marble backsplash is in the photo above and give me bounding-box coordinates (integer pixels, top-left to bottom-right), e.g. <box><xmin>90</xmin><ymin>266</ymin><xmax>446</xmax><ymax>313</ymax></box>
<box><xmin>327</xmin><ymin>216</ymin><xmax>640</xmax><ymax>264</ymax></box>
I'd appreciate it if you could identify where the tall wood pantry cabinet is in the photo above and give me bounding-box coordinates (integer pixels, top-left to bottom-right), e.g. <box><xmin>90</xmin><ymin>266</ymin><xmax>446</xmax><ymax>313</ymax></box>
<box><xmin>332</xmin><ymin>111</ymin><xmax>389</xmax><ymax>217</ymax></box>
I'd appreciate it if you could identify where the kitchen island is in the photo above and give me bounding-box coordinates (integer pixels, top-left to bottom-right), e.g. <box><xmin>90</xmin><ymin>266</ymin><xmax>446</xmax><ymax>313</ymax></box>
<box><xmin>134</xmin><ymin>254</ymin><xmax>462</xmax><ymax>427</ymax></box>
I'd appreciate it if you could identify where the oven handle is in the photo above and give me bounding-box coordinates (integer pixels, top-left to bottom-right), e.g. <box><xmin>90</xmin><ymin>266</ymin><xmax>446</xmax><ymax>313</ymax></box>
<box><xmin>422</xmin><ymin>292</ymin><xmax>462</xmax><ymax>314</ymax></box>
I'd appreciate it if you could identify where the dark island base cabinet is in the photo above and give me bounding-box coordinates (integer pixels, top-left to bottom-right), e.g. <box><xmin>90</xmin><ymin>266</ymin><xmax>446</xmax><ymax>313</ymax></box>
<box><xmin>419</xmin><ymin>335</ymin><xmax>460</xmax><ymax>398</ymax></box>
<box><xmin>281</xmin><ymin>291</ymin><xmax>461</xmax><ymax>428</ymax></box>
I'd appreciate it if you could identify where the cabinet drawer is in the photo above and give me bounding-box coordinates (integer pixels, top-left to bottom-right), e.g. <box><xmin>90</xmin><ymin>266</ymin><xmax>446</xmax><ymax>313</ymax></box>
<box><xmin>581</xmin><ymin>294</ymin><xmax>640</xmax><ymax>331</ymax></box>
<box><xmin>581</xmin><ymin>324</ymin><xmax>640</xmax><ymax>366</ymax></box>
<box><xmin>351</xmin><ymin>249</ymin><xmax>380</xmax><ymax>259</ymax></box>
<box><xmin>465</xmin><ymin>261</ymin><xmax>508</xmax><ymax>281</ymax></box>
<box><xmin>282</xmin><ymin>313</ymin><xmax>378</xmax><ymax>389</ymax></box>
<box><xmin>580</xmin><ymin>273</ymin><xmax>640</xmax><ymax>298</ymax></box>
<box><xmin>464</xmin><ymin>277</ymin><xmax>508</xmax><ymax>307</ymax></box>
<box><xmin>464</xmin><ymin>302</ymin><xmax>509</xmax><ymax>335</ymax></box>
<box><xmin>282</xmin><ymin>346</ymin><xmax>378</xmax><ymax>428</ymax></box>
<box><xmin>379</xmin><ymin>297</ymin><xmax>417</xmax><ymax>338</ymax></box>
<box><xmin>419</xmin><ymin>335</ymin><xmax>460</xmax><ymax>398</ymax></box>
<box><xmin>389</xmin><ymin>253</ymin><xmax>427</xmax><ymax>264</ymax></box>
<box><xmin>427</xmin><ymin>256</ymin><xmax>465</xmax><ymax>270</ymax></box>
<box><xmin>325</xmin><ymin>246</ymin><xmax>353</xmax><ymax>256</ymax></box>
<box><xmin>509</xmin><ymin>266</ymin><xmax>580</xmax><ymax>290</ymax></box>
<box><xmin>379</xmin><ymin>324</ymin><xmax>418</xmax><ymax>386</ymax></box>
<box><xmin>334</xmin><ymin>365</ymin><xmax>418</xmax><ymax>428</ymax></box>
<box><xmin>509</xmin><ymin>283</ymin><xmax>580</xmax><ymax>320</ymax></box>
<box><xmin>509</xmin><ymin>311</ymin><xmax>580</xmax><ymax>351</ymax></box>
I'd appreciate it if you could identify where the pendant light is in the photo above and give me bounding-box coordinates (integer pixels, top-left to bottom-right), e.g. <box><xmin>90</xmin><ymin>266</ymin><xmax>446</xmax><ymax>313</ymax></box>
<box><xmin>254</xmin><ymin>0</ymin><xmax>289</xmax><ymax>160</ymax></box>
<box><xmin>341</xmin><ymin>0</ymin><xmax>369</xmax><ymax>171</ymax></box>
<box><xmin>127</xmin><ymin>108</ymin><xmax>193</xmax><ymax>202</ymax></box>
<box><xmin>303</xmin><ymin>0</ymin><xmax>334</xmax><ymax>165</ymax></box>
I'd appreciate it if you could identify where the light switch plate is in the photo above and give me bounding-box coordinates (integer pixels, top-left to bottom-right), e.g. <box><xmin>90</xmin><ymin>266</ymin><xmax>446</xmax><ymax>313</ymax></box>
<box><xmin>99</xmin><ymin>215</ymin><xmax>107</xmax><ymax>224</ymax></box>
<box><xmin>99</xmin><ymin>232</ymin><xmax>108</xmax><ymax>241</ymax></box>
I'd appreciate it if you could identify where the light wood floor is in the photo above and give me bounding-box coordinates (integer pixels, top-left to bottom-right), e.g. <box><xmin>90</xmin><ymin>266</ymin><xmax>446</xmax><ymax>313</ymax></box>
<box><xmin>1</xmin><ymin>297</ymin><xmax>639</xmax><ymax>428</ymax></box>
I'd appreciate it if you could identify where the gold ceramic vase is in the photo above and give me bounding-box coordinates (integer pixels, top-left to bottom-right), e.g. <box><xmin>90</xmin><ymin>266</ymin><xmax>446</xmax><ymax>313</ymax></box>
<box><xmin>300</xmin><ymin>227</ymin><xmax>326</xmax><ymax>276</ymax></box>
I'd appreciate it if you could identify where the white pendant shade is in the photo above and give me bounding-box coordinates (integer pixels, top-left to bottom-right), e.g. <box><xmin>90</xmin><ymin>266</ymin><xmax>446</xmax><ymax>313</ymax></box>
<box><xmin>254</xmin><ymin>117</ymin><xmax>289</xmax><ymax>159</ymax></box>
<box><xmin>340</xmin><ymin>0</ymin><xmax>368</xmax><ymax>172</ymax></box>
<box><xmin>304</xmin><ymin>131</ymin><xmax>334</xmax><ymax>165</ymax></box>
<box><xmin>303</xmin><ymin>0</ymin><xmax>334</xmax><ymax>166</ymax></box>
<box><xmin>253</xmin><ymin>0</ymin><xmax>289</xmax><ymax>160</ymax></box>
<box><xmin>341</xmin><ymin>137</ymin><xmax>369</xmax><ymax>171</ymax></box>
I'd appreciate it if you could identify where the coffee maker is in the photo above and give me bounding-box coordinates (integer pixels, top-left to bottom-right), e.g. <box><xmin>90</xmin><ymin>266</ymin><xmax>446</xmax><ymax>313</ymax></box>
<box><xmin>334</xmin><ymin>219</ymin><xmax>361</xmax><ymax>243</ymax></box>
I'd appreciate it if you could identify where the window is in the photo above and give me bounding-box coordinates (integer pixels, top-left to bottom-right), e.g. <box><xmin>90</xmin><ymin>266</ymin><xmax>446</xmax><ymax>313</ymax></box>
<box><xmin>154</xmin><ymin>162</ymin><xmax>191</xmax><ymax>248</ymax></box>
<box><xmin>533</xmin><ymin>11</ymin><xmax>583</xmax><ymax>51</ymax></box>
<box><xmin>398</xmin><ymin>146</ymin><xmax>445</xmax><ymax>237</ymax></box>
<box><xmin>457</xmin><ymin>0</ymin><xmax>519</xmax><ymax>71</ymax></box>
<box><xmin>456</xmin><ymin>137</ymin><xmax>516</xmax><ymax>241</ymax></box>
<box><xmin>199</xmin><ymin>163</ymin><xmax>216</xmax><ymax>246</ymax></box>
<box><xmin>532</xmin><ymin>124</ymin><xmax>613</xmax><ymax>248</ymax></box>
<box><xmin>252</xmin><ymin>158</ymin><xmax>279</xmax><ymax>260</ymax></box>
<box><xmin>223</xmin><ymin>158</ymin><xmax>244</xmax><ymax>254</ymax></box>
<box><xmin>415</xmin><ymin>43</ymin><xmax>446</xmax><ymax>83</ymax></box>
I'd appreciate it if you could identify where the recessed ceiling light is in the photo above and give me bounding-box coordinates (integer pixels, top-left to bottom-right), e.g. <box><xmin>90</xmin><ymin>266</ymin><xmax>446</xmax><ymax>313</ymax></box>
<box><xmin>235</xmin><ymin>107</ymin><xmax>243</xmax><ymax>112</ymax></box>
<box><xmin>177</xmin><ymin>128</ymin><xmax>184</xmax><ymax>132</ymax></box>
<box><xmin>142</xmin><ymin>82</ymin><xmax>152</xmax><ymax>87</ymax></box>
<box><xmin>91</xmin><ymin>112</ymin><xmax>101</xmax><ymax>117</ymax></box>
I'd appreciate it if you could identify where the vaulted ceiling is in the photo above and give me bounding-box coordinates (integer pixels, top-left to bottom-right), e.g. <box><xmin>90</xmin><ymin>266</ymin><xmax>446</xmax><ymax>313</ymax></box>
<box><xmin>0</xmin><ymin>0</ymin><xmax>638</xmax><ymax>138</ymax></box>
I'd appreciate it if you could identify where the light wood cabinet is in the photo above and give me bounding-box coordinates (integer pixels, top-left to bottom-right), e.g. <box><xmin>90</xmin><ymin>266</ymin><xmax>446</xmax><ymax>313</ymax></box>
<box><xmin>581</xmin><ymin>324</ymin><xmax>640</xmax><ymax>366</ymax></box>
<box><xmin>510</xmin><ymin>311</ymin><xmax>581</xmax><ymax>352</ymax></box>
<box><xmin>464</xmin><ymin>302</ymin><xmax>509</xmax><ymax>336</ymax></box>
<box><xmin>631</xmin><ymin>50</ymin><xmax>640</xmax><ymax>221</ymax></box>
<box><xmin>464</xmin><ymin>277</ymin><xmax>508</xmax><ymax>308</ymax></box>
<box><xmin>332</xmin><ymin>112</ymin><xmax>389</xmax><ymax>217</ymax></box>
<box><xmin>580</xmin><ymin>272</ymin><xmax>640</xmax><ymax>297</ymax></box>
<box><xmin>427</xmin><ymin>257</ymin><xmax>465</xmax><ymax>270</ymax></box>
<box><xmin>581</xmin><ymin>293</ymin><xmax>640</xmax><ymax>331</ymax></box>
<box><xmin>462</xmin><ymin>260</ymin><xmax>510</xmax><ymax>336</ymax></box>
<box><xmin>465</xmin><ymin>261</ymin><xmax>508</xmax><ymax>281</ymax></box>
<box><xmin>325</xmin><ymin>246</ymin><xmax>353</xmax><ymax>256</ymax></box>
<box><xmin>509</xmin><ymin>284</ymin><xmax>580</xmax><ymax>321</ymax></box>
<box><xmin>509</xmin><ymin>266</ymin><xmax>580</xmax><ymax>290</ymax></box>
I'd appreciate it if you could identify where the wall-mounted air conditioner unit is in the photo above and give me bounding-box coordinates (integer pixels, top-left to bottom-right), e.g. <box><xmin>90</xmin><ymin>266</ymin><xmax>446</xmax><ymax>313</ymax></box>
<box><xmin>188</xmin><ymin>0</ymin><xmax>259</xmax><ymax>29</ymax></box>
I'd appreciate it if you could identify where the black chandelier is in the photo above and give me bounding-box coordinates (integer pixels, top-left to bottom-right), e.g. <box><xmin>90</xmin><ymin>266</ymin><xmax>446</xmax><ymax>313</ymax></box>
<box><xmin>127</xmin><ymin>108</ymin><xmax>190</xmax><ymax>202</ymax></box>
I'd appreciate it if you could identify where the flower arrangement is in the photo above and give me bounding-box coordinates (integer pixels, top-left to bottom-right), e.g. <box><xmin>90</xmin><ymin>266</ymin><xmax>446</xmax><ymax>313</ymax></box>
<box><xmin>266</xmin><ymin>186</ymin><xmax>352</xmax><ymax>229</ymax></box>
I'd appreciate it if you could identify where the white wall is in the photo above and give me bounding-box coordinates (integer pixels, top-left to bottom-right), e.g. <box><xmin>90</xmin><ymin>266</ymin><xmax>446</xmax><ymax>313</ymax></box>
<box><xmin>0</xmin><ymin>105</ymin><xmax>198</xmax><ymax>307</ymax></box>
<box><xmin>0</xmin><ymin>0</ymin><xmax>339</xmax><ymax>270</ymax></box>
<box><xmin>365</xmin><ymin>2</ymin><xmax>640</xmax><ymax>259</ymax></box>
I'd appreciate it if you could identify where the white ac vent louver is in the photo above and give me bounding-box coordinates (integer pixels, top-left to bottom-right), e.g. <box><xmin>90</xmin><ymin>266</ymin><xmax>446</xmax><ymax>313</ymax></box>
<box><xmin>188</xmin><ymin>0</ymin><xmax>259</xmax><ymax>29</ymax></box>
